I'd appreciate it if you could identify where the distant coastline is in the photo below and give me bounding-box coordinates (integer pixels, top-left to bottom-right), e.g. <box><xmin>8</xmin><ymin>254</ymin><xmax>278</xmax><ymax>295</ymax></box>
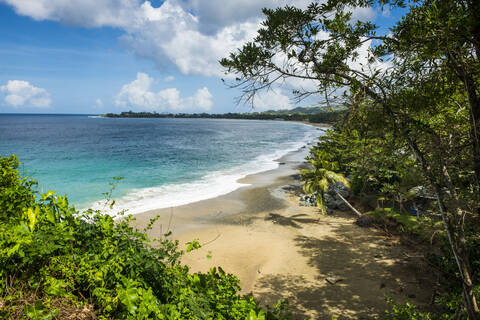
<box><xmin>101</xmin><ymin>106</ymin><xmax>344</xmax><ymax>124</ymax></box>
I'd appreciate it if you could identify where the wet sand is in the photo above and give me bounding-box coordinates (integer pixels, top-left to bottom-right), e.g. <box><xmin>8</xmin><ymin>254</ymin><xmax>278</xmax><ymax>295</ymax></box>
<box><xmin>130</xmin><ymin>124</ymin><xmax>322</xmax><ymax>238</ymax></box>
<box><xmin>130</xmin><ymin>125</ymin><xmax>436</xmax><ymax>319</ymax></box>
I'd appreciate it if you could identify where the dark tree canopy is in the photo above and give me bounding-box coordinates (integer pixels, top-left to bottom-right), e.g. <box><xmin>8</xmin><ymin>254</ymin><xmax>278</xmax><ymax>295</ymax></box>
<box><xmin>221</xmin><ymin>0</ymin><xmax>480</xmax><ymax>317</ymax></box>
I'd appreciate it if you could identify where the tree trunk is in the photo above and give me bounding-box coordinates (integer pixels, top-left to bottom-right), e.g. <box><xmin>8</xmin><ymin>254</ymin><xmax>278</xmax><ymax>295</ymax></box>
<box><xmin>434</xmin><ymin>189</ymin><xmax>480</xmax><ymax>319</ymax></box>
<box><xmin>464</xmin><ymin>77</ymin><xmax>480</xmax><ymax>203</ymax></box>
<box><xmin>446</xmin><ymin>53</ymin><xmax>480</xmax><ymax>200</ymax></box>
<box><xmin>332</xmin><ymin>188</ymin><xmax>362</xmax><ymax>217</ymax></box>
<box><xmin>404</xmin><ymin>136</ymin><xmax>480</xmax><ymax>319</ymax></box>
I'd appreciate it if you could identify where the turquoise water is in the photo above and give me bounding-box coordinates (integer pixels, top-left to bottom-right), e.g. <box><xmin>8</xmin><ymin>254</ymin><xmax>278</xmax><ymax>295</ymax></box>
<box><xmin>0</xmin><ymin>114</ymin><xmax>319</xmax><ymax>214</ymax></box>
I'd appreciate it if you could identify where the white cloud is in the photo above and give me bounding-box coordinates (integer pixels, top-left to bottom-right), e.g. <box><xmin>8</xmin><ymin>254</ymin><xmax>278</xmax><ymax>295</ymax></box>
<box><xmin>253</xmin><ymin>88</ymin><xmax>292</xmax><ymax>111</ymax></box>
<box><xmin>0</xmin><ymin>0</ymin><xmax>141</xmax><ymax>27</ymax></box>
<box><xmin>349</xmin><ymin>6</ymin><xmax>377</xmax><ymax>22</ymax></box>
<box><xmin>188</xmin><ymin>87</ymin><xmax>213</xmax><ymax>110</ymax></box>
<box><xmin>94</xmin><ymin>98</ymin><xmax>104</xmax><ymax>108</ymax></box>
<box><xmin>348</xmin><ymin>37</ymin><xmax>393</xmax><ymax>74</ymax></box>
<box><xmin>115</xmin><ymin>72</ymin><xmax>213</xmax><ymax>111</ymax></box>
<box><xmin>0</xmin><ymin>0</ymin><xmax>320</xmax><ymax>77</ymax></box>
<box><xmin>0</xmin><ymin>80</ymin><xmax>51</xmax><ymax>108</ymax></box>
<box><xmin>123</xmin><ymin>1</ymin><xmax>377</xmax><ymax>77</ymax></box>
<box><xmin>180</xmin><ymin>0</ymin><xmax>313</xmax><ymax>34</ymax></box>
<box><xmin>119</xmin><ymin>1</ymin><xmax>261</xmax><ymax>77</ymax></box>
<box><xmin>0</xmin><ymin>0</ymin><xmax>381</xmax><ymax>78</ymax></box>
<box><xmin>164</xmin><ymin>75</ymin><xmax>175</xmax><ymax>82</ymax></box>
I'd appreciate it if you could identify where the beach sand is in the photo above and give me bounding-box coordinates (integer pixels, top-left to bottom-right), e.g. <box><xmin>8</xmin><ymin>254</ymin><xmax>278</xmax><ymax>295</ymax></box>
<box><xmin>131</xmin><ymin>128</ymin><xmax>436</xmax><ymax>319</ymax></box>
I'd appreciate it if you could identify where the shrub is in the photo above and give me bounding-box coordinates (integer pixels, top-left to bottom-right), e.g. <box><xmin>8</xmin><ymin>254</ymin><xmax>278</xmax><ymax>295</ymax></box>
<box><xmin>0</xmin><ymin>155</ymin><xmax>290</xmax><ymax>319</ymax></box>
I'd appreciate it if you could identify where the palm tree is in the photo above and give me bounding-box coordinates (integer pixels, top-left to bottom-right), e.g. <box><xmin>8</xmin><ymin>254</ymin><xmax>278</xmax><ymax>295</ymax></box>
<box><xmin>301</xmin><ymin>149</ymin><xmax>362</xmax><ymax>217</ymax></box>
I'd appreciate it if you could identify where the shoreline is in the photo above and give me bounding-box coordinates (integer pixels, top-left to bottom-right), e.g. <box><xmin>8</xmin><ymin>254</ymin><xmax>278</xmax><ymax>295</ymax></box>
<box><xmin>87</xmin><ymin>120</ymin><xmax>327</xmax><ymax>217</ymax></box>
<box><xmin>130</xmin><ymin>124</ymin><xmax>321</xmax><ymax>237</ymax></box>
<box><xmin>130</xmin><ymin>121</ymin><xmax>436</xmax><ymax>319</ymax></box>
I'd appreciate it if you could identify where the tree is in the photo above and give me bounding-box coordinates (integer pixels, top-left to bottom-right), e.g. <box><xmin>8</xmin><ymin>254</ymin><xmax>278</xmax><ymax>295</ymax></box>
<box><xmin>386</xmin><ymin>0</ymin><xmax>480</xmax><ymax>197</ymax></box>
<box><xmin>310</xmin><ymin>111</ymin><xmax>423</xmax><ymax>208</ymax></box>
<box><xmin>221</xmin><ymin>1</ymin><xmax>479</xmax><ymax>317</ymax></box>
<box><xmin>301</xmin><ymin>148</ymin><xmax>362</xmax><ymax>217</ymax></box>
<box><xmin>0</xmin><ymin>155</ymin><xmax>291</xmax><ymax>319</ymax></box>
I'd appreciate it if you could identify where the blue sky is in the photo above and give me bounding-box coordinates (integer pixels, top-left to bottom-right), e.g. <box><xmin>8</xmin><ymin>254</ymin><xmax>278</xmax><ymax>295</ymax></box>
<box><xmin>0</xmin><ymin>0</ymin><xmax>403</xmax><ymax>114</ymax></box>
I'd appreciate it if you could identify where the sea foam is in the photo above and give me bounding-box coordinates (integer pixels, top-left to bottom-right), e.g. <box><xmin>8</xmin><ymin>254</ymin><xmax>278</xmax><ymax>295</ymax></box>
<box><xmin>84</xmin><ymin>126</ymin><xmax>320</xmax><ymax>216</ymax></box>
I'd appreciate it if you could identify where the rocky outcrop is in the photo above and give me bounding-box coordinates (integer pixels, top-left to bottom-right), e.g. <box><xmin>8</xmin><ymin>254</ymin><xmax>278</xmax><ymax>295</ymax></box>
<box><xmin>299</xmin><ymin>182</ymin><xmax>351</xmax><ymax>211</ymax></box>
<box><xmin>299</xmin><ymin>194</ymin><xmax>317</xmax><ymax>207</ymax></box>
<box><xmin>326</xmin><ymin>182</ymin><xmax>350</xmax><ymax>211</ymax></box>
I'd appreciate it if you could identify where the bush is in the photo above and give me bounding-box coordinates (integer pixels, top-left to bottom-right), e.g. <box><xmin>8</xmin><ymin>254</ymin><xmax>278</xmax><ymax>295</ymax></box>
<box><xmin>0</xmin><ymin>155</ymin><xmax>290</xmax><ymax>319</ymax></box>
<box><xmin>383</xmin><ymin>298</ymin><xmax>434</xmax><ymax>320</ymax></box>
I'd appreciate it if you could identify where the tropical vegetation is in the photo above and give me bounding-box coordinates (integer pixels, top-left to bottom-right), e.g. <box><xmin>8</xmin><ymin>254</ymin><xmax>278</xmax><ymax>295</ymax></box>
<box><xmin>0</xmin><ymin>155</ymin><xmax>290</xmax><ymax>319</ymax></box>
<box><xmin>221</xmin><ymin>0</ymin><xmax>480</xmax><ymax>318</ymax></box>
<box><xmin>102</xmin><ymin>107</ymin><xmax>344</xmax><ymax>124</ymax></box>
<box><xmin>2</xmin><ymin>0</ymin><xmax>480</xmax><ymax>318</ymax></box>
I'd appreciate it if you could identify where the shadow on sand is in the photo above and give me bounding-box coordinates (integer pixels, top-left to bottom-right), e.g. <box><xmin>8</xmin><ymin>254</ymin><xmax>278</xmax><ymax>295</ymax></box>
<box><xmin>254</xmin><ymin>215</ymin><xmax>436</xmax><ymax>319</ymax></box>
<box><xmin>264</xmin><ymin>213</ymin><xmax>319</xmax><ymax>229</ymax></box>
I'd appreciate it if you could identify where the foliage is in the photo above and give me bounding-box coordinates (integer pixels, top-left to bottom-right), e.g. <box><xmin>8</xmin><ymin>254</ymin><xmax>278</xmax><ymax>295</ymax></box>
<box><xmin>0</xmin><ymin>155</ymin><xmax>291</xmax><ymax>320</ymax></box>
<box><xmin>382</xmin><ymin>298</ymin><xmax>434</xmax><ymax>320</ymax></box>
<box><xmin>300</xmin><ymin>147</ymin><xmax>350</xmax><ymax>214</ymax></box>
<box><xmin>102</xmin><ymin>108</ymin><xmax>344</xmax><ymax>124</ymax></box>
<box><xmin>0</xmin><ymin>155</ymin><xmax>37</xmax><ymax>223</ymax></box>
<box><xmin>221</xmin><ymin>0</ymin><xmax>480</xmax><ymax>316</ymax></box>
<box><xmin>364</xmin><ymin>208</ymin><xmax>444</xmax><ymax>239</ymax></box>
<box><xmin>309</xmin><ymin>121</ymin><xmax>422</xmax><ymax>201</ymax></box>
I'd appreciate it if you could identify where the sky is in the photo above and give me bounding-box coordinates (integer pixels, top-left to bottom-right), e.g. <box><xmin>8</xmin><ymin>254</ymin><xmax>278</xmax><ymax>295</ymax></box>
<box><xmin>0</xmin><ymin>0</ymin><xmax>403</xmax><ymax>114</ymax></box>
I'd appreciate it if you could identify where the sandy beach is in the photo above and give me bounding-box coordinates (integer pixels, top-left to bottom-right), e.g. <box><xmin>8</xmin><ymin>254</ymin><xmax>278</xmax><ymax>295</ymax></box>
<box><xmin>131</xmin><ymin>126</ymin><xmax>436</xmax><ymax>319</ymax></box>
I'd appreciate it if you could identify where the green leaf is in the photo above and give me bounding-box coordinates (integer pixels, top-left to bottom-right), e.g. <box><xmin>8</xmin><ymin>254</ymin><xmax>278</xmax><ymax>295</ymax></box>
<box><xmin>186</xmin><ymin>238</ymin><xmax>201</xmax><ymax>253</ymax></box>
<box><xmin>26</xmin><ymin>206</ymin><xmax>39</xmax><ymax>232</ymax></box>
<box><xmin>118</xmin><ymin>286</ymin><xmax>139</xmax><ymax>315</ymax></box>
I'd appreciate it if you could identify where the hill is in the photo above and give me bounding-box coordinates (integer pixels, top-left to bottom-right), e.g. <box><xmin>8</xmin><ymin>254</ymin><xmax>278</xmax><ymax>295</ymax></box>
<box><xmin>102</xmin><ymin>106</ymin><xmax>345</xmax><ymax>124</ymax></box>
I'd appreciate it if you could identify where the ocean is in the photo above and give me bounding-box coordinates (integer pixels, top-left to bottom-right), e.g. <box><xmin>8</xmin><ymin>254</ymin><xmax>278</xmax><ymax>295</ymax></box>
<box><xmin>0</xmin><ymin>114</ymin><xmax>320</xmax><ymax>214</ymax></box>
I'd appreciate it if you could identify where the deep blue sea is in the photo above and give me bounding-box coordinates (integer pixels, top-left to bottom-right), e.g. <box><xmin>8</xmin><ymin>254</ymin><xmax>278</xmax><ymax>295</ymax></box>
<box><xmin>0</xmin><ymin>114</ymin><xmax>319</xmax><ymax>214</ymax></box>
